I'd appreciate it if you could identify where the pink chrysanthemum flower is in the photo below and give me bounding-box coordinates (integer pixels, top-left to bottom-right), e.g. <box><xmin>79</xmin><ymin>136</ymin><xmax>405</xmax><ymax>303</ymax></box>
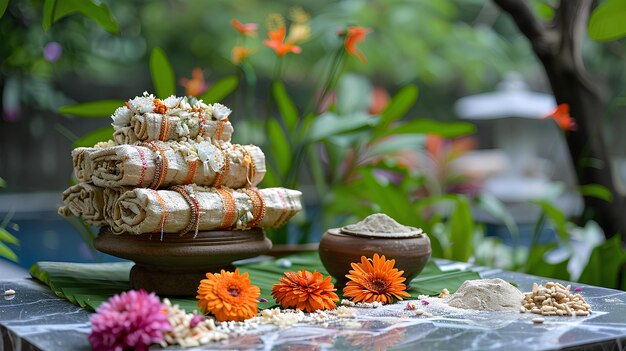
<box><xmin>89</xmin><ymin>290</ymin><xmax>171</xmax><ymax>351</ymax></box>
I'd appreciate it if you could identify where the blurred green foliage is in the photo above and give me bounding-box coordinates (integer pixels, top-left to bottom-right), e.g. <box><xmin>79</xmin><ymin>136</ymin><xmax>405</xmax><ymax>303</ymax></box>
<box><xmin>0</xmin><ymin>178</ymin><xmax>20</xmax><ymax>262</ymax></box>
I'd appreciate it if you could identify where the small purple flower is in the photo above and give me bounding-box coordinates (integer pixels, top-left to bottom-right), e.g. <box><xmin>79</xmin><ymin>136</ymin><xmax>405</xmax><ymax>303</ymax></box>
<box><xmin>258</xmin><ymin>297</ymin><xmax>268</xmax><ymax>303</ymax></box>
<box><xmin>2</xmin><ymin>106</ymin><xmax>20</xmax><ymax>122</ymax></box>
<box><xmin>189</xmin><ymin>314</ymin><xmax>204</xmax><ymax>328</ymax></box>
<box><xmin>89</xmin><ymin>290</ymin><xmax>171</xmax><ymax>351</ymax></box>
<box><xmin>574</xmin><ymin>287</ymin><xmax>582</xmax><ymax>292</ymax></box>
<box><xmin>421</xmin><ymin>299</ymin><xmax>430</xmax><ymax>305</ymax></box>
<box><xmin>43</xmin><ymin>42</ymin><xmax>62</xmax><ymax>62</ymax></box>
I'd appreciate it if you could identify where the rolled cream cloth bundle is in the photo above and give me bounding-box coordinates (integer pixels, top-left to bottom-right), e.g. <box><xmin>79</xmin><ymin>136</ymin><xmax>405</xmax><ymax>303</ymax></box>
<box><xmin>110</xmin><ymin>94</ymin><xmax>235</xmax><ymax>144</ymax></box>
<box><xmin>111</xmin><ymin>186</ymin><xmax>302</xmax><ymax>235</ymax></box>
<box><xmin>127</xmin><ymin>113</ymin><xmax>233</xmax><ymax>144</ymax></box>
<box><xmin>72</xmin><ymin>147</ymin><xmax>96</xmax><ymax>182</ymax></box>
<box><xmin>103</xmin><ymin>186</ymin><xmax>131</xmax><ymax>222</ymax></box>
<box><xmin>112</xmin><ymin>126</ymin><xmax>140</xmax><ymax>145</ymax></box>
<box><xmin>58</xmin><ymin>182</ymin><xmax>107</xmax><ymax>226</ymax></box>
<box><xmin>76</xmin><ymin>140</ymin><xmax>265</xmax><ymax>189</ymax></box>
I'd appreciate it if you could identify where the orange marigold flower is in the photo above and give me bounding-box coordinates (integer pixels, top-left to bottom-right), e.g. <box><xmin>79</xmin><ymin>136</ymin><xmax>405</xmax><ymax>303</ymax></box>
<box><xmin>231</xmin><ymin>19</ymin><xmax>258</xmax><ymax>37</ymax></box>
<box><xmin>343</xmin><ymin>253</ymin><xmax>410</xmax><ymax>304</ymax></box>
<box><xmin>272</xmin><ymin>270</ymin><xmax>339</xmax><ymax>312</ymax></box>
<box><xmin>232</xmin><ymin>46</ymin><xmax>252</xmax><ymax>65</ymax></box>
<box><xmin>196</xmin><ymin>269</ymin><xmax>260</xmax><ymax>322</ymax></box>
<box><xmin>179</xmin><ymin>68</ymin><xmax>208</xmax><ymax>97</ymax></box>
<box><xmin>263</xmin><ymin>25</ymin><xmax>302</xmax><ymax>57</ymax></box>
<box><xmin>340</xmin><ymin>26</ymin><xmax>372</xmax><ymax>64</ymax></box>
<box><xmin>543</xmin><ymin>103</ymin><xmax>576</xmax><ymax>131</ymax></box>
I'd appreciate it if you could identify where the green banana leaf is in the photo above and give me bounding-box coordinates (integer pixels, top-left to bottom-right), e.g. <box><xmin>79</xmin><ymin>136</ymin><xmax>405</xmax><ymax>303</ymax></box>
<box><xmin>30</xmin><ymin>252</ymin><xmax>479</xmax><ymax>313</ymax></box>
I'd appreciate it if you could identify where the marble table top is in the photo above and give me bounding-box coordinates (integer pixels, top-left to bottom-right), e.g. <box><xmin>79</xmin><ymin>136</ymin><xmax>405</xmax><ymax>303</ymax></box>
<box><xmin>2</xmin><ymin>261</ymin><xmax>626</xmax><ymax>351</ymax></box>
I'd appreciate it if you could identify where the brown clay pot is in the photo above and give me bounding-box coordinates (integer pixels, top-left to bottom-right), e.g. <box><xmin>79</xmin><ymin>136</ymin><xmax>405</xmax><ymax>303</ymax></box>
<box><xmin>94</xmin><ymin>227</ymin><xmax>271</xmax><ymax>296</ymax></box>
<box><xmin>319</xmin><ymin>228</ymin><xmax>431</xmax><ymax>288</ymax></box>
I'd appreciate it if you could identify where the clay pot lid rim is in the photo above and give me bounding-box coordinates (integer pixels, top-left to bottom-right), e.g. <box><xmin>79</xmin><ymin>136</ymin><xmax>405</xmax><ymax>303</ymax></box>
<box><xmin>329</xmin><ymin>226</ymin><xmax>425</xmax><ymax>238</ymax></box>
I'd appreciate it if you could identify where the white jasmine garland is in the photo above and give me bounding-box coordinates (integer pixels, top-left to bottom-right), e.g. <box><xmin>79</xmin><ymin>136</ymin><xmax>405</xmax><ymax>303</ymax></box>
<box><xmin>163</xmin><ymin>96</ymin><xmax>182</xmax><ymax>109</ymax></box>
<box><xmin>179</xmin><ymin>98</ymin><xmax>191</xmax><ymax>111</ymax></box>
<box><xmin>128</xmin><ymin>95</ymin><xmax>155</xmax><ymax>114</ymax></box>
<box><xmin>197</xmin><ymin>143</ymin><xmax>224</xmax><ymax>175</ymax></box>
<box><xmin>175</xmin><ymin>120</ymin><xmax>190</xmax><ymax>137</ymax></box>
<box><xmin>111</xmin><ymin>106</ymin><xmax>132</xmax><ymax>130</ymax></box>
<box><xmin>212</xmin><ymin>103</ymin><xmax>232</xmax><ymax>120</ymax></box>
<box><xmin>194</xmin><ymin>100</ymin><xmax>209</xmax><ymax>110</ymax></box>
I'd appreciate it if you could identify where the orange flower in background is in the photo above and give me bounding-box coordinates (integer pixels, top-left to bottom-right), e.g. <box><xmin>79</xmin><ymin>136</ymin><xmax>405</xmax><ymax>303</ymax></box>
<box><xmin>543</xmin><ymin>103</ymin><xmax>577</xmax><ymax>131</ymax></box>
<box><xmin>425</xmin><ymin>135</ymin><xmax>476</xmax><ymax>162</ymax></box>
<box><xmin>264</xmin><ymin>25</ymin><xmax>302</xmax><ymax>57</ymax></box>
<box><xmin>369</xmin><ymin>86</ymin><xmax>390</xmax><ymax>115</ymax></box>
<box><xmin>272</xmin><ymin>270</ymin><xmax>339</xmax><ymax>312</ymax></box>
<box><xmin>179</xmin><ymin>68</ymin><xmax>208</xmax><ymax>97</ymax></box>
<box><xmin>196</xmin><ymin>269</ymin><xmax>260</xmax><ymax>322</ymax></box>
<box><xmin>341</xmin><ymin>26</ymin><xmax>372</xmax><ymax>64</ymax></box>
<box><xmin>343</xmin><ymin>253</ymin><xmax>410</xmax><ymax>304</ymax></box>
<box><xmin>231</xmin><ymin>19</ymin><xmax>258</xmax><ymax>37</ymax></box>
<box><xmin>232</xmin><ymin>46</ymin><xmax>252</xmax><ymax>65</ymax></box>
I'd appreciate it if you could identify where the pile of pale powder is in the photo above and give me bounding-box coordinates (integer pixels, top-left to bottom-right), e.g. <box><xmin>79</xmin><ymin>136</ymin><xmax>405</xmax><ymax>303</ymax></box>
<box><xmin>447</xmin><ymin>278</ymin><xmax>523</xmax><ymax>311</ymax></box>
<box><xmin>342</xmin><ymin>213</ymin><xmax>414</xmax><ymax>234</ymax></box>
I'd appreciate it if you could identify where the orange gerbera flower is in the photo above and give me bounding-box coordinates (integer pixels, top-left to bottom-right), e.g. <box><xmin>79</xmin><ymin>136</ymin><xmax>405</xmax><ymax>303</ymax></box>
<box><xmin>272</xmin><ymin>270</ymin><xmax>339</xmax><ymax>312</ymax></box>
<box><xmin>231</xmin><ymin>19</ymin><xmax>258</xmax><ymax>37</ymax></box>
<box><xmin>196</xmin><ymin>269</ymin><xmax>260</xmax><ymax>322</ymax></box>
<box><xmin>343</xmin><ymin>253</ymin><xmax>410</xmax><ymax>304</ymax></box>
<box><xmin>543</xmin><ymin>103</ymin><xmax>576</xmax><ymax>131</ymax></box>
<box><xmin>263</xmin><ymin>25</ymin><xmax>302</xmax><ymax>57</ymax></box>
<box><xmin>340</xmin><ymin>26</ymin><xmax>372</xmax><ymax>64</ymax></box>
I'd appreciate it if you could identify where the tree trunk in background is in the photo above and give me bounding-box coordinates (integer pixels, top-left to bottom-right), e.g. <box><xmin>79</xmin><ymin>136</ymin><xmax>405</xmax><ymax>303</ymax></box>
<box><xmin>494</xmin><ymin>0</ymin><xmax>626</xmax><ymax>241</ymax></box>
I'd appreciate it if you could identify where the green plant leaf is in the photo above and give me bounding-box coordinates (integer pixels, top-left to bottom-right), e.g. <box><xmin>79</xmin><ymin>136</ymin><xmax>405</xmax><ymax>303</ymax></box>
<box><xmin>381</xmin><ymin>119</ymin><xmax>475</xmax><ymax>139</ymax></box>
<box><xmin>43</xmin><ymin>0</ymin><xmax>119</xmax><ymax>33</ymax></box>
<box><xmin>379</xmin><ymin>85</ymin><xmax>419</xmax><ymax>128</ymax></box>
<box><xmin>532</xmin><ymin>200</ymin><xmax>569</xmax><ymax>244</ymax></box>
<box><xmin>199</xmin><ymin>76</ymin><xmax>239</xmax><ymax>104</ymax></box>
<box><xmin>578</xmin><ymin>236</ymin><xmax>626</xmax><ymax>289</ymax></box>
<box><xmin>150</xmin><ymin>47</ymin><xmax>176</xmax><ymax>99</ymax></box>
<box><xmin>58</xmin><ymin>100</ymin><xmax>125</xmax><ymax>118</ymax></box>
<box><xmin>0</xmin><ymin>241</ymin><xmax>18</xmax><ymax>262</ymax></box>
<box><xmin>579</xmin><ymin>184</ymin><xmax>613</xmax><ymax>202</ymax></box>
<box><xmin>272</xmin><ymin>81</ymin><xmax>298</xmax><ymax>132</ymax></box>
<box><xmin>73</xmin><ymin>126</ymin><xmax>114</xmax><ymax>148</ymax></box>
<box><xmin>367</xmin><ymin>134</ymin><xmax>425</xmax><ymax>157</ymax></box>
<box><xmin>588</xmin><ymin>0</ymin><xmax>626</xmax><ymax>42</ymax></box>
<box><xmin>0</xmin><ymin>177</ymin><xmax>5</xmax><ymax>188</ymax></box>
<box><xmin>0</xmin><ymin>0</ymin><xmax>9</xmax><ymax>18</ymax></box>
<box><xmin>448</xmin><ymin>196</ymin><xmax>474</xmax><ymax>262</ymax></box>
<box><xmin>307</xmin><ymin>112</ymin><xmax>379</xmax><ymax>142</ymax></box>
<box><xmin>267</xmin><ymin>119</ymin><xmax>291</xmax><ymax>176</ymax></box>
<box><xmin>476</xmin><ymin>193</ymin><xmax>520</xmax><ymax>247</ymax></box>
<box><xmin>260</xmin><ymin>167</ymin><xmax>280</xmax><ymax>188</ymax></box>
<box><xmin>0</xmin><ymin>228</ymin><xmax>19</xmax><ymax>245</ymax></box>
<box><xmin>531</xmin><ymin>0</ymin><xmax>555</xmax><ymax>20</ymax></box>
<box><xmin>411</xmin><ymin>270</ymin><xmax>481</xmax><ymax>295</ymax></box>
<box><xmin>42</xmin><ymin>0</ymin><xmax>57</xmax><ymax>30</ymax></box>
<box><xmin>336</xmin><ymin>74</ymin><xmax>372</xmax><ymax>115</ymax></box>
<box><xmin>525</xmin><ymin>243</ymin><xmax>570</xmax><ymax>280</ymax></box>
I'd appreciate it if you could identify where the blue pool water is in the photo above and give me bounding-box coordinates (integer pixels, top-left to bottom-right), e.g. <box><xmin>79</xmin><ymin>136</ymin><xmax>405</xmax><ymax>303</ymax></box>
<box><xmin>2</xmin><ymin>210</ymin><xmax>126</xmax><ymax>271</ymax></box>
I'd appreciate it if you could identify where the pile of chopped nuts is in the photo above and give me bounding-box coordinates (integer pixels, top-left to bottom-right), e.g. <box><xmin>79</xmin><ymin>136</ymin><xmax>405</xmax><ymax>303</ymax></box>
<box><xmin>520</xmin><ymin>282</ymin><xmax>591</xmax><ymax>316</ymax></box>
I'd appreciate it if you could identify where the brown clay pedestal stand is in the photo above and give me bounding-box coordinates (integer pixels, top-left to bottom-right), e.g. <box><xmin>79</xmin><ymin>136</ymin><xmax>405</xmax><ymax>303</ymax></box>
<box><xmin>94</xmin><ymin>227</ymin><xmax>271</xmax><ymax>296</ymax></box>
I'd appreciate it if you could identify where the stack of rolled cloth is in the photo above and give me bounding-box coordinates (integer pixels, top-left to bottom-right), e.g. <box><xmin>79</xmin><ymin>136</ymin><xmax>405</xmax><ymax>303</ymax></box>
<box><xmin>59</xmin><ymin>93</ymin><xmax>302</xmax><ymax>236</ymax></box>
